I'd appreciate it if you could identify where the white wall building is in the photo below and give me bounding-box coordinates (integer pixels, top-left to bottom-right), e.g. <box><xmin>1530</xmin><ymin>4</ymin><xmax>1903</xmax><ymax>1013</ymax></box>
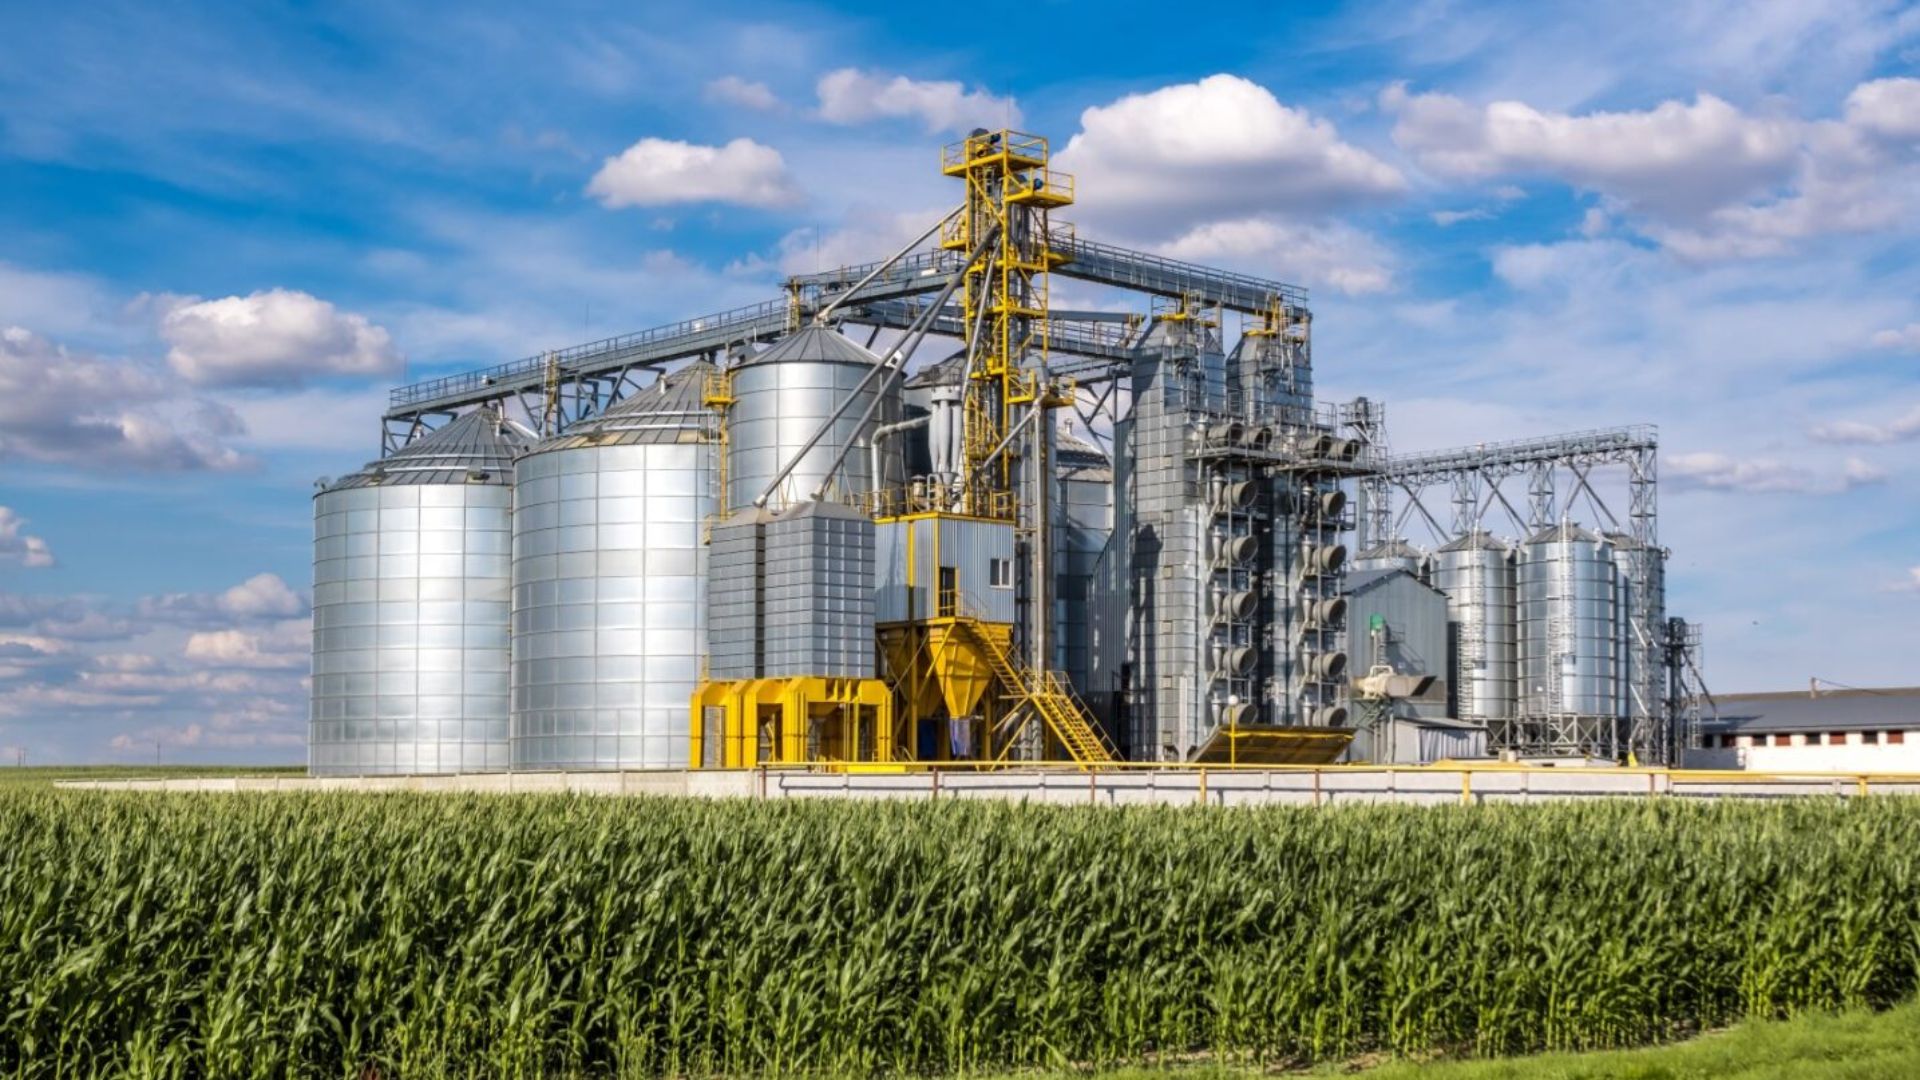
<box><xmin>1683</xmin><ymin>687</ymin><xmax>1920</xmax><ymax>772</ymax></box>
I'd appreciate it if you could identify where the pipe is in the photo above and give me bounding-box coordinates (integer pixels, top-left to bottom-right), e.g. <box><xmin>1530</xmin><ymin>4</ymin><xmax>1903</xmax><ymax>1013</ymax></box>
<box><xmin>811</xmin><ymin>206</ymin><xmax>962</xmax><ymax>326</ymax></box>
<box><xmin>799</xmin><ymin>225</ymin><xmax>1001</xmax><ymax>503</ymax></box>
<box><xmin>868</xmin><ymin>414</ymin><xmax>929</xmax><ymax>499</ymax></box>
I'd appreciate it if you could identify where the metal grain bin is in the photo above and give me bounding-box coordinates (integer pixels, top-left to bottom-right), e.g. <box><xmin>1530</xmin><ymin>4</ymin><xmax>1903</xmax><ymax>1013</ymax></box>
<box><xmin>1429</xmin><ymin>531</ymin><xmax>1517</xmax><ymax>722</ymax></box>
<box><xmin>310</xmin><ymin>409</ymin><xmax>530</xmax><ymax>776</ymax></box>
<box><xmin>509</xmin><ymin>363</ymin><xmax>717</xmax><ymax>769</ymax></box>
<box><xmin>726</xmin><ymin>325</ymin><xmax>902</xmax><ymax>512</ymax></box>
<box><xmin>1517</xmin><ymin>523</ymin><xmax>1618</xmax><ymax>719</ymax></box>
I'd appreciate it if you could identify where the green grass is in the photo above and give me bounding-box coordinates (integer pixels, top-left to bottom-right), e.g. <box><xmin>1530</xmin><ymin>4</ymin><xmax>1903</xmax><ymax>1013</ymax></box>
<box><xmin>1077</xmin><ymin>997</ymin><xmax>1920</xmax><ymax>1077</ymax></box>
<box><xmin>3</xmin><ymin>792</ymin><xmax>1919</xmax><ymax>1077</ymax></box>
<box><xmin>0</xmin><ymin>764</ymin><xmax>303</xmax><ymax>789</ymax></box>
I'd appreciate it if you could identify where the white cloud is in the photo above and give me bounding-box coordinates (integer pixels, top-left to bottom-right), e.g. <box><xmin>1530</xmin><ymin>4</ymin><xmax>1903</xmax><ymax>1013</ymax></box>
<box><xmin>587</xmin><ymin>137</ymin><xmax>801</xmax><ymax>209</ymax></box>
<box><xmin>1386</xmin><ymin>77</ymin><xmax>1920</xmax><ymax>261</ymax></box>
<box><xmin>1155</xmin><ymin>218</ymin><xmax>1394</xmax><ymax>295</ymax></box>
<box><xmin>1809</xmin><ymin>404</ymin><xmax>1920</xmax><ymax>445</ymax></box>
<box><xmin>1431</xmin><ymin>208</ymin><xmax>1494</xmax><ymax>227</ymax></box>
<box><xmin>1058</xmin><ymin>75</ymin><xmax>1404</xmax><ymax>241</ymax></box>
<box><xmin>770</xmin><ymin>205</ymin><xmax>948</xmax><ymax>277</ymax></box>
<box><xmin>1383</xmin><ymin>85</ymin><xmax>1799</xmax><ymax>216</ymax></box>
<box><xmin>0</xmin><ymin>507</ymin><xmax>53</xmax><ymax>568</ymax></box>
<box><xmin>183</xmin><ymin>619</ymin><xmax>308</xmax><ymax>670</ymax></box>
<box><xmin>1870</xmin><ymin>323</ymin><xmax>1920</xmax><ymax>351</ymax></box>
<box><xmin>1844</xmin><ymin>76</ymin><xmax>1920</xmax><ymax>142</ymax></box>
<box><xmin>704</xmin><ymin>75</ymin><xmax>781</xmax><ymax>112</ymax></box>
<box><xmin>0</xmin><ymin>326</ymin><xmax>248</xmax><ymax>472</ymax></box>
<box><xmin>156</xmin><ymin>288</ymin><xmax>402</xmax><ymax>387</ymax></box>
<box><xmin>1664</xmin><ymin>451</ymin><xmax>1886</xmax><ymax>494</ymax></box>
<box><xmin>140</xmin><ymin>572</ymin><xmax>308</xmax><ymax>626</ymax></box>
<box><xmin>815</xmin><ymin>69</ymin><xmax>1020</xmax><ymax>133</ymax></box>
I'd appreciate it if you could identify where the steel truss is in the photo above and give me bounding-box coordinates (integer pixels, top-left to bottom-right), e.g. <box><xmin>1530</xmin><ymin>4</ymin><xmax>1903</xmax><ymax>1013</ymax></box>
<box><xmin>379</xmin><ymin>232</ymin><xmax>1308</xmax><ymax>449</ymax></box>
<box><xmin>1366</xmin><ymin>426</ymin><xmax>1673</xmax><ymax>763</ymax></box>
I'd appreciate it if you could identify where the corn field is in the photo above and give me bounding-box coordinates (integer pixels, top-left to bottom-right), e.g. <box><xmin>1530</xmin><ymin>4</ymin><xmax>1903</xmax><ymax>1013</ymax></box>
<box><xmin>2</xmin><ymin>793</ymin><xmax>1918</xmax><ymax>1078</ymax></box>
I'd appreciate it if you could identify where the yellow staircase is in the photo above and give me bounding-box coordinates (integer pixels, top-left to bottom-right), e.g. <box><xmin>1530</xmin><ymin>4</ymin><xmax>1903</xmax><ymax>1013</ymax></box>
<box><xmin>953</xmin><ymin>618</ymin><xmax>1118</xmax><ymax>767</ymax></box>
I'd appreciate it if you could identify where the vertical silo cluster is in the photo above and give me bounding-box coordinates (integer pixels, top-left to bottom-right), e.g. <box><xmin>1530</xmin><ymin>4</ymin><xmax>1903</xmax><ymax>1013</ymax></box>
<box><xmin>508</xmin><ymin>363</ymin><xmax>717</xmax><ymax>770</ymax></box>
<box><xmin>310</xmin><ymin>410</ymin><xmax>529</xmax><ymax>775</ymax></box>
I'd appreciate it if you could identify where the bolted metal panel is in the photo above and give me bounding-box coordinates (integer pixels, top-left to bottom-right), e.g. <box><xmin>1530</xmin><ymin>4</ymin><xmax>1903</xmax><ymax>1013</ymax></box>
<box><xmin>509</xmin><ymin>364</ymin><xmax>717</xmax><ymax>770</ymax></box>
<box><xmin>1517</xmin><ymin>523</ymin><xmax>1619</xmax><ymax>723</ymax></box>
<box><xmin>1429</xmin><ymin>531</ymin><xmax>1517</xmax><ymax>723</ymax></box>
<box><xmin>726</xmin><ymin>326</ymin><xmax>902</xmax><ymax>511</ymax></box>
<box><xmin>761</xmin><ymin>502</ymin><xmax>876</xmax><ymax>677</ymax></box>
<box><xmin>310</xmin><ymin>410</ymin><xmax>529</xmax><ymax>776</ymax></box>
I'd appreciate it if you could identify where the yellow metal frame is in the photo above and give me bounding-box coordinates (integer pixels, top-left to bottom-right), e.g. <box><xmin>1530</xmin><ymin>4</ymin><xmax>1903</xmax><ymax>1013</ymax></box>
<box><xmin>690</xmin><ymin>676</ymin><xmax>894</xmax><ymax>768</ymax></box>
<box><xmin>940</xmin><ymin>129</ymin><xmax>1073</xmax><ymax>519</ymax></box>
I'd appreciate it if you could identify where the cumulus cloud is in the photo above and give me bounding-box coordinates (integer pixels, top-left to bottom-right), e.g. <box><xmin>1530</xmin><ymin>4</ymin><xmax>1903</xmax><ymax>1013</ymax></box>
<box><xmin>587</xmin><ymin>137</ymin><xmax>801</xmax><ymax>209</ymax></box>
<box><xmin>1058</xmin><ymin>75</ymin><xmax>1404</xmax><ymax>241</ymax></box>
<box><xmin>1809</xmin><ymin>404</ymin><xmax>1920</xmax><ymax>445</ymax></box>
<box><xmin>1385</xmin><ymin>77</ymin><xmax>1920</xmax><ymax>260</ymax></box>
<box><xmin>183</xmin><ymin>619</ymin><xmax>308</xmax><ymax>670</ymax></box>
<box><xmin>0</xmin><ymin>326</ymin><xmax>248</xmax><ymax>472</ymax></box>
<box><xmin>1844</xmin><ymin>76</ymin><xmax>1920</xmax><ymax>142</ymax></box>
<box><xmin>140</xmin><ymin>572</ymin><xmax>308</xmax><ymax>626</ymax></box>
<box><xmin>1871</xmin><ymin>323</ymin><xmax>1920</xmax><ymax>351</ymax></box>
<box><xmin>0</xmin><ymin>507</ymin><xmax>53</xmax><ymax>568</ymax></box>
<box><xmin>155</xmin><ymin>288</ymin><xmax>402</xmax><ymax>387</ymax></box>
<box><xmin>704</xmin><ymin>75</ymin><xmax>780</xmax><ymax>112</ymax></box>
<box><xmin>1154</xmin><ymin>218</ymin><xmax>1395</xmax><ymax>295</ymax></box>
<box><xmin>1665</xmin><ymin>451</ymin><xmax>1886</xmax><ymax>494</ymax></box>
<box><xmin>1383</xmin><ymin>85</ymin><xmax>1799</xmax><ymax>216</ymax></box>
<box><xmin>815</xmin><ymin>69</ymin><xmax>1020</xmax><ymax>133</ymax></box>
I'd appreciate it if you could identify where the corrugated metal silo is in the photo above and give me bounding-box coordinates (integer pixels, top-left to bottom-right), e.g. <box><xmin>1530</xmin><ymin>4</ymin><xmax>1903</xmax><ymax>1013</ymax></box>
<box><xmin>310</xmin><ymin>409</ymin><xmax>530</xmax><ymax>776</ymax></box>
<box><xmin>1517</xmin><ymin>523</ymin><xmax>1618</xmax><ymax>720</ymax></box>
<box><xmin>1429</xmin><ymin>531</ymin><xmax>1517</xmax><ymax>723</ymax></box>
<box><xmin>509</xmin><ymin>363</ymin><xmax>717</xmax><ymax>770</ymax></box>
<box><xmin>726</xmin><ymin>326</ymin><xmax>902</xmax><ymax>511</ymax></box>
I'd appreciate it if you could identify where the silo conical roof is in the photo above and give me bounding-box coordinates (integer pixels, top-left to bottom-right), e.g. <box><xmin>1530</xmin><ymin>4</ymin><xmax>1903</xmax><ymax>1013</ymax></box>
<box><xmin>1526</xmin><ymin>522</ymin><xmax>1602</xmax><ymax>545</ymax></box>
<box><xmin>1438</xmin><ymin>530</ymin><xmax>1511</xmax><ymax>554</ymax></box>
<box><xmin>741</xmin><ymin>325</ymin><xmax>885</xmax><ymax>369</ymax></box>
<box><xmin>325</xmin><ymin>408</ymin><xmax>532</xmax><ymax>491</ymax></box>
<box><xmin>538</xmin><ymin>360</ymin><xmax>717</xmax><ymax>450</ymax></box>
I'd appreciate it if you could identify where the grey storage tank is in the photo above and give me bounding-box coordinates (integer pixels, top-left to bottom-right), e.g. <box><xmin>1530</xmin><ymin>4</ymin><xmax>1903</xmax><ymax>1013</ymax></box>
<box><xmin>1429</xmin><ymin>531</ymin><xmax>1517</xmax><ymax>724</ymax></box>
<box><xmin>310</xmin><ymin>408</ymin><xmax>531</xmax><ymax>776</ymax></box>
<box><xmin>1517</xmin><ymin>523</ymin><xmax>1618</xmax><ymax>721</ymax></box>
<box><xmin>509</xmin><ymin>363</ymin><xmax>717</xmax><ymax>769</ymax></box>
<box><xmin>726</xmin><ymin>326</ymin><xmax>902</xmax><ymax>511</ymax></box>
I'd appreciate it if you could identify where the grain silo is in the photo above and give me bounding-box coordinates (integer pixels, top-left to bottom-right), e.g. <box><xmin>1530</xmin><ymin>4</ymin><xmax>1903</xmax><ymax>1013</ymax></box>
<box><xmin>509</xmin><ymin>363</ymin><xmax>717</xmax><ymax>770</ymax></box>
<box><xmin>1429</xmin><ymin>531</ymin><xmax>1517</xmax><ymax>726</ymax></box>
<box><xmin>310</xmin><ymin>408</ymin><xmax>530</xmax><ymax>776</ymax></box>
<box><xmin>725</xmin><ymin>325</ymin><xmax>903</xmax><ymax>511</ymax></box>
<box><xmin>1517</xmin><ymin>523</ymin><xmax>1619</xmax><ymax>730</ymax></box>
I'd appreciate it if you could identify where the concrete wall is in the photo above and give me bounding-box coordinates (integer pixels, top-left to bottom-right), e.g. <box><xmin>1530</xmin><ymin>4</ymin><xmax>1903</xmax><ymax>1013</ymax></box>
<box><xmin>59</xmin><ymin>766</ymin><xmax>1920</xmax><ymax>804</ymax></box>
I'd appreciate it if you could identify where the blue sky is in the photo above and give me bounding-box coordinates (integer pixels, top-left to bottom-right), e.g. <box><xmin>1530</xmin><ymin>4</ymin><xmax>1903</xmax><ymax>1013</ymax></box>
<box><xmin>1</xmin><ymin>0</ymin><xmax>1917</xmax><ymax>763</ymax></box>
